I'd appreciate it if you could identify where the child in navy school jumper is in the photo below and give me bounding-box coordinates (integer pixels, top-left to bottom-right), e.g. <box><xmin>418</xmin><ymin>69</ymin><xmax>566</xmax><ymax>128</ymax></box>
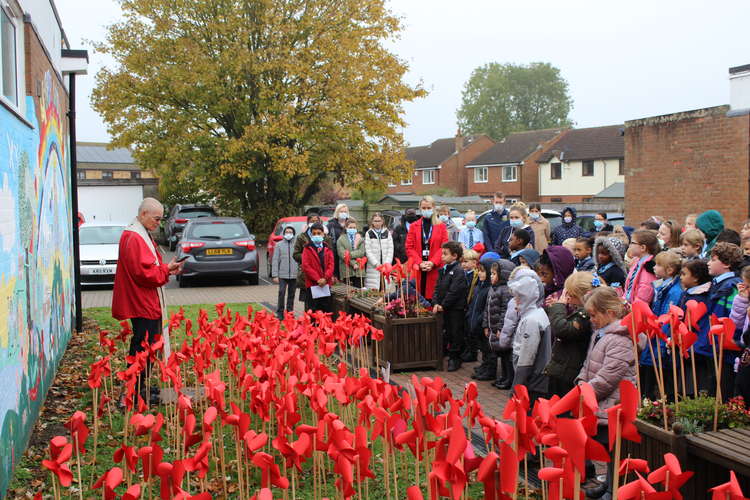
<box><xmin>574</xmin><ymin>237</ymin><xmax>596</xmax><ymax>272</ymax></box>
<box><xmin>678</xmin><ymin>259</ymin><xmax>712</xmax><ymax>396</ymax></box>
<box><xmin>432</xmin><ymin>241</ymin><xmax>468</xmax><ymax>372</ymax></box>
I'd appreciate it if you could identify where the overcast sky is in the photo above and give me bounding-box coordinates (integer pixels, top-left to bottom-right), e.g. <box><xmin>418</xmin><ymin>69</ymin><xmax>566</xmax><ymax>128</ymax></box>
<box><xmin>57</xmin><ymin>0</ymin><xmax>750</xmax><ymax>147</ymax></box>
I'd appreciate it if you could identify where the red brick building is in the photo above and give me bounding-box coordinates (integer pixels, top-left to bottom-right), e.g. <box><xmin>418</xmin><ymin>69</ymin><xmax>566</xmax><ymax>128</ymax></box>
<box><xmin>463</xmin><ymin>128</ymin><xmax>567</xmax><ymax>201</ymax></box>
<box><xmin>625</xmin><ymin>103</ymin><xmax>750</xmax><ymax>230</ymax></box>
<box><xmin>386</xmin><ymin>133</ymin><xmax>494</xmax><ymax>196</ymax></box>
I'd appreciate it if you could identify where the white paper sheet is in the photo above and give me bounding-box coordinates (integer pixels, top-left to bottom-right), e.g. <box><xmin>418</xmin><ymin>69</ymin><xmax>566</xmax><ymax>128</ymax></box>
<box><xmin>310</xmin><ymin>284</ymin><xmax>331</xmax><ymax>298</ymax></box>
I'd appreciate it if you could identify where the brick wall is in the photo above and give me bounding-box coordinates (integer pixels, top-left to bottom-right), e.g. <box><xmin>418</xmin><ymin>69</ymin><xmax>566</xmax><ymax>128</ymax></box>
<box><xmin>467</xmin><ymin>165</ymin><xmax>521</xmax><ymax>198</ymax></box>
<box><xmin>521</xmin><ymin>130</ymin><xmax>569</xmax><ymax>202</ymax></box>
<box><xmin>624</xmin><ymin>106</ymin><xmax>750</xmax><ymax>230</ymax></box>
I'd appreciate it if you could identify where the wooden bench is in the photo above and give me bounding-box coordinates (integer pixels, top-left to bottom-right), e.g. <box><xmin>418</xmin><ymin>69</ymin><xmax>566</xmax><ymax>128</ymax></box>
<box><xmin>685</xmin><ymin>428</ymin><xmax>750</xmax><ymax>495</ymax></box>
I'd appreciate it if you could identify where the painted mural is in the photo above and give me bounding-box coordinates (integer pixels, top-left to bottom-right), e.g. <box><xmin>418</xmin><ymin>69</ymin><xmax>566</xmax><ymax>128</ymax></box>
<box><xmin>0</xmin><ymin>71</ymin><xmax>73</xmax><ymax>494</ymax></box>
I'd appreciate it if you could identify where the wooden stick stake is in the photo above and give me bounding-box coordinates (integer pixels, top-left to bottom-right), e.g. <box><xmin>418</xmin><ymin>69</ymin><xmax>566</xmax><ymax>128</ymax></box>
<box><xmin>612</xmin><ymin>408</ymin><xmax>623</xmax><ymax>500</ymax></box>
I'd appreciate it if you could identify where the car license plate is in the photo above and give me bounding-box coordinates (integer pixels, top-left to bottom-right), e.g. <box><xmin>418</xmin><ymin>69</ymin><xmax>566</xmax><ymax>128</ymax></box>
<box><xmin>90</xmin><ymin>267</ymin><xmax>115</xmax><ymax>274</ymax></box>
<box><xmin>205</xmin><ymin>248</ymin><xmax>233</xmax><ymax>256</ymax></box>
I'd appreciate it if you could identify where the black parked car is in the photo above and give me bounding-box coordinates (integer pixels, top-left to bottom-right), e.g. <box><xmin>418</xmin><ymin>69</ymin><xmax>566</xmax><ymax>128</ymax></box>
<box><xmin>176</xmin><ymin>217</ymin><xmax>259</xmax><ymax>286</ymax></box>
<box><xmin>163</xmin><ymin>203</ymin><xmax>217</xmax><ymax>251</ymax></box>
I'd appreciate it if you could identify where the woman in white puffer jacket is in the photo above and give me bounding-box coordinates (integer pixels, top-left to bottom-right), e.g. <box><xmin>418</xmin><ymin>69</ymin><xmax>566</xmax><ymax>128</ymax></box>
<box><xmin>364</xmin><ymin>213</ymin><xmax>394</xmax><ymax>290</ymax></box>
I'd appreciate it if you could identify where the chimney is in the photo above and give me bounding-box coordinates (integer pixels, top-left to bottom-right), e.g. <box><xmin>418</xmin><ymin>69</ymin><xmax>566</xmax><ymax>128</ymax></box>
<box><xmin>454</xmin><ymin>129</ymin><xmax>464</xmax><ymax>154</ymax></box>
<box><xmin>729</xmin><ymin>64</ymin><xmax>750</xmax><ymax>112</ymax></box>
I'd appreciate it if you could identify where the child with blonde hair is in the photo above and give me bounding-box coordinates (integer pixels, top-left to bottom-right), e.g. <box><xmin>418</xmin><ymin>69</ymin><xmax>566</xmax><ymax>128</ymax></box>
<box><xmin>680</xmin><ymin>229</ymin><xmax>705</xmax><ymax>261</ymax></box>
<box><xmin>544</xmin><ymin>271</ymin><xmax>595</xmax><ymax>396</ymax></box>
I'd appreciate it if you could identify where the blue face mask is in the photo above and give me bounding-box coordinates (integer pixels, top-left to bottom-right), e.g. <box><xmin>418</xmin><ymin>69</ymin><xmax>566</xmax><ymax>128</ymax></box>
<box><xmin>422</xmin><ymin>209</ymin><xmax>433</xmax><ymax>219</ymax></box>
<box><xmin>284</xmin><ymin>233</ymin><xmax>294</xmax><ymax>241</ymax></box>
<box><xmin>346</xmin><ymin>228</ymin><xmax>357</xmax><ymax>236</ymax></box>
<box><xmin>594</xmin><ymin>220</ymin><xmax>605</xmax><ymax>230</ymax></box>
<box><xmin>311</xmin><ymin>235</ymin><xmax>324</xmax><ymax>244</ymax></box>
<box><xmin>510</xmin><ymin>219</ymin><xmax>523</xmax><ymax>228</ymax></box>
<box><xmin>466</xmin><ymin>221</ymin><xmax>476</xmax><ymax>229</ymax></box>
<box><xmin>529</xmin><ymin>212</ymin><xmax>540</xmax><ymax>221</ymax></box>
<box><xmin>439</xmin><ymin>215</ymin><xmax>449</xmax><ymax>222</ymax></box>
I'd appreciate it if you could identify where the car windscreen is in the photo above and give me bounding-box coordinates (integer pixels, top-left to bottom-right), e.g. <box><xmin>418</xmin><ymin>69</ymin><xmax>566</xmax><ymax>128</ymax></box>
<box><xmin>189</xmin><ymin>222</ymin><xmax>248</xmax><ymax>240</ymax></box>
<box><xmin>178</xmin><ymin>209</ymin><xmax>215</xmax><ymax>219</ymax></box>
<box><xmin>274</xmin><ymin>221</ymin><xmax>307</xmax><ymax>236</ymax></box>
<box><xmin>79</xmin><ymin>226</ymin><xmax>125</xmax><ymax>245</ymax></box>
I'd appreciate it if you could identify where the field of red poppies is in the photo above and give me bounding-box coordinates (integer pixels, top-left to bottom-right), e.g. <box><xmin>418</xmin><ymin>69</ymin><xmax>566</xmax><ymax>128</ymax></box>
<box><xmin>19</xmin><ymin>303</ymin><xmax>747</xmax><ymax>500</ymax></box>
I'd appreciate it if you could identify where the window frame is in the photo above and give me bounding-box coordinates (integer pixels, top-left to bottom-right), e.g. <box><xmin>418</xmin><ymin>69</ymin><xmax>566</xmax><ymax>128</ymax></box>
<box><xmin>101</xmin><ymin>170</ymin><xmax>114</xmax><ymax>180</ymax></box>
<box><xmin>422</xmin><ymin>169</ymin><xmax>435</xmax><ymax>185</ymax></box>
<box><xmin>582</xmin><ymin>160</ymin><xmax>594</xmax><ymax>177</ymax></box>
<box><xmin>618</xmin><ymin>158</ymin><xmax>625</xmax><ymax>176</ymax></box>
<box><xmin>400</xmin><ymin>175</ymin><xmax>413</xmax><ymax>186</ymax></box>
<box><xmin>502</xmin><ymin>165</ymin><xmax>517</xmax><ymax>182</ymax></box>
<box><xmin>550</xmin><ymin>162</ymin><xmax>562</xmax><ymax>180</ymax></box>
<box><xmin>131</xmin><ymin>171</ymin><xmax>142</xmax><ymax>180</ymax></box>
<box><xmin>77</xmin><ymin>170</ymin><xmax>86</xmax><ymax>181</ymax></box>
<box><xmin>474</xmin><ymin>166</ymin><xmax>488</xmax><ymax>183</ymax></box>
<box><xmin>0</xmin><ymin>6</ymin><xmax>19</xmax><ymax>109</ymax></box>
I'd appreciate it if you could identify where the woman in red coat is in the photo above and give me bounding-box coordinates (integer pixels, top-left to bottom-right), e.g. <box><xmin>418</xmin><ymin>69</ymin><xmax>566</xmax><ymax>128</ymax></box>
<box><xmin>405</xmin><ymin>196</ymin><xmax>449</xmax><ymax>300</ymax></box>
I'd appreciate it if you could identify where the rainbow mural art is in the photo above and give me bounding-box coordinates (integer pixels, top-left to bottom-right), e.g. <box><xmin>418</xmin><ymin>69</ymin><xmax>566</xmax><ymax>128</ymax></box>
<box><xmin>0</xmin><ymin>71</ymin><xmax>74</xmax><ymax>494</ymax></box>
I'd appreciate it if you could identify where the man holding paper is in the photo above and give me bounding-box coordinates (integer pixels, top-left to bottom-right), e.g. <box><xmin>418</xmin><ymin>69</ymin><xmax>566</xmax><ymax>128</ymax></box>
<box><xmin>112</xmin><ymin>198</ymin><xmax>183</xmax><ymax>405</ymax></box>
<box><xmin>301</xmin><ymin>222</ymin><xmax>334</xmax><ymax>313</ymax></box>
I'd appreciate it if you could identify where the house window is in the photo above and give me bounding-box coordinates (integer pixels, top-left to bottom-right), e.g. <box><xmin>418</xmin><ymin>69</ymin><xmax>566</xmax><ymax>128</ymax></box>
<box><xmin>131</xmin><ymin>171</ymin><xmax>142</xmax><ymax>180</ymax></box>
<box><xmin>77</xmin><ymin>170</ymin><xmax>86</xmax><ymax>180</ymax></box>
<box><xmin>474</xmin><ymin>167</ymin><xmax>488</xmax><ymax>183</ymax></box>
<box><xmin>582</xmin><ymin>160</ymin><xmax>594</xmax><ymax>177</ymax></box>
<box><xmin>102</xmin><ymin>170</ymin><xmax>113</xmax><ymax>180</ymax></box>
<box><xmin>550</xmin><ymin>162</ymin><xmax>562</xmax><ymax>180</ymax></box>
<box><xmin>502</xmin><ymin>165</ymin><xmax>517</xmax><ymax>182</ymax></box>
<box><xmin>400</xmin><ymin>175</ymin><xmax>412</xmax><ymax>186</ymax></box>
<box><xmin>387</xmin><ymin>182</ymin><xmax>396</xmax><ymax>187</ymax></box>
<box><xmin>422</xmin><ymin>169</ymin><xmax>435</xmax><ymax>185</ymax></box>
<box><xmin>1</xmin><ymin>8</ymin><xmax>18</xmax><ymax>105</ymax></box>
<box><xmin>619</xmin><ymin>158</ymin><xmax>625</xmax><ymax>176</ymax></box>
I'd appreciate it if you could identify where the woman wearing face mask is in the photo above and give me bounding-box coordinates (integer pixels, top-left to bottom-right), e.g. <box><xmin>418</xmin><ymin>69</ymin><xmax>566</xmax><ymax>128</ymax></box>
<box><xmin>271</xmin><ymin>226</ymin><xmax>299</xmax><ymax>319</ymax></box>
<box><xmin>551</xmin><ymin>207</ymin><xmax>583</xmax><ymax>246</ymax></box>
<box><xmin>593</xmin><ymin>212</ymin><xmax>613</xmax><ymax>233</ymax></box>
<box><xmin>437</xmin><ymin>205</ymin><xmax>460</xmax><ymax>241</ymax></box>
<box><xmin>405</xmin><ymin>196</ymin><xmax>449</xmax><ymax>300</ymax></box>
<box><xmin>364</xmin><ymin>213</ymin><xmax>394</xmax><ymax>290</ymax></box>
<box><xmin>336</xmin><ymin>218</ymin><xmax>366</xmax><ymax>288</ymax></box>
<box><xmin>328</xmin><ymin>203</ymin><xmax>350</xmax><ymax>280</ymax></box>
<box><xmin>528</xmin><ymin>203</ymin><xmax>550</xmax><ymax>253</ymax></box>
<box><xmin>493</xmin><ymin>204</ymin><xmax>536</xmax><ymax>259</ymax></box>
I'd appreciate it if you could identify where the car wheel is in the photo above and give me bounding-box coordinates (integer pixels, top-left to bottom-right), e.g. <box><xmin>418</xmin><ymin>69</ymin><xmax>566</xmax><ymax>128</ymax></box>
<box><xmin>168</xmin><ymin>239</ymin><xmax>176</xmax><ymax>252</ymax></box>
<box><xmin>248</xmin><ymin>273</ymin><xmax>259</xmax><ymax>286</ymax></box>
<box><xmin>178</xmin><ymin>276</ymin><xmax>190</xmax><ymax>288</ymax></box>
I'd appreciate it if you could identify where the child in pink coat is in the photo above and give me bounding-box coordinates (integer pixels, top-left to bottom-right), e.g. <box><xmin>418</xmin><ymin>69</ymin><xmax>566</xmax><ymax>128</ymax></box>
<box><xmin>624</xmin><ymin>230</ymin><xmax>658</xmax><ymax>304</ymax></box>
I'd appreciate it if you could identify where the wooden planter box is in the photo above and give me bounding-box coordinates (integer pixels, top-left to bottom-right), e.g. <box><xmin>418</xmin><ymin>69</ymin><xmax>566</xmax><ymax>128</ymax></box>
<box><xmin>348</xmin><ymin>296</ymin><xmax>444</xmax><ymax>372</ymax></box>
<box><xmin>622</xmin><ymin>420</ymin><xmax>750</xmax><ymax>499</ymax></box>
<box><xmin>330</xmin><ymin>284</ymin><xmax>351</xmax><ymax>318</ymax></box>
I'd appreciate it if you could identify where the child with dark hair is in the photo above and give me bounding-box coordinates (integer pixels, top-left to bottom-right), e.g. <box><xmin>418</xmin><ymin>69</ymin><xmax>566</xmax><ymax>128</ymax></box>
<box><xmin>301</xmin><ymin>223</ymin><xmax>334</xmax><ymax>314</ymax></box>
<box><xmin>716</xmin><ymin>229</ymin><xmax>742</xmax><ymax>247</ymax></box>
<box><xmin>624</xmin><ymin>230</ymin><xmax>658</xmax><ymax>304</ymax></box>
<box><xmin>574</xmin><ymin>237</ymin><xmax>595</xmax><ymax>272</ymax></box>
<box><xmin>640</xmin><ymin>220</ymin><xmax>661</xmax><ymax>231</ymax></box>
<box><xmin>508</xmin><ymin>228</ymin><xmax>532</xmax><ymax>264</ymax></box>
<box><xmin>468</xmin><ymin>255</ymin><xmax>497</xmax><ymax>380</ymax></box>
<box><xmin>593</xmin><ymin>237</ymin><xmax>627</xmax><ymax>289</ymax></box>
<box><xmin>494</xmin><ymin>205</ymin><xmax>535</xmax><ymax>258</ymax></box>
<box><xmin>482</xmin><ymin>259</ymin><xmax>516</xmax><ymax>388</ymax></box>
<box><xmin>678</xmin><ymin>259</ymin><xmax>712</xmax><ymax>395</ymax></box>
<box><xmin>433</xmin><ymin>241</ymin><xmax>468</xmax><ymax>371</ymax></box>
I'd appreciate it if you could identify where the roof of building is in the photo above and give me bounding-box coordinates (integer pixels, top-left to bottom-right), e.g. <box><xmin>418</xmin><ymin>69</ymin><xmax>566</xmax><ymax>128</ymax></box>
<box><xmin>466</xmin><ymin>128</ymin><xmax>565</xmax><ymax>167</ymax></box>
<box><xmin>537</xmin><ymin>125</ymin><xmax>624</xmax><ymax>163</ymax></box>
<box><xmin>77</xmin><ymin>142</ymin><xmax>135</xmax><ymax>165</ymax></box>
<box><xmin>407</xmin><ymin>136</ymin><xmax>482</xmax><ymax>169</ymax></box>
<box><xmin>592</xmin><ymin>182</ymin><xmax>624</xmax><ymax>198</ymax></box>
<box><xmin>378</xmin><ymin>194</ymin><xmax>486</xmax><ymax>204</ymax></box>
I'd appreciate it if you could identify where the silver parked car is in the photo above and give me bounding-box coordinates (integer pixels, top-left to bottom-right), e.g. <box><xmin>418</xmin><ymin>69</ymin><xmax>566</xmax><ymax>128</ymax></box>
<box><xmin>79</xmin><ymin>223</ymin><xmax>126</xmax><ymax>286</ymax></box>
<box><xmin>176</xmin><ymin>217</ymin><xmax>259</xmax><ymax>287</ymax></box>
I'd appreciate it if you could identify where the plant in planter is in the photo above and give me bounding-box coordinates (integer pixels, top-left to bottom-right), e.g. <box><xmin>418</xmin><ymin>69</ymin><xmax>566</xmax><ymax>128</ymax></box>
<box><xmin>638</xmin><ymin>394</ymin><xmax>750</xmax><ymax>433</ymax></box>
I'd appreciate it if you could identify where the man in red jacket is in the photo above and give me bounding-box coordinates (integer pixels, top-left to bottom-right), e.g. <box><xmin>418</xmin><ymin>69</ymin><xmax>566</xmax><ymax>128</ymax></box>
<box><xmin>301</xmin><ymin>223</ymin><xmax>334</xmax><ymax>313</ymax></box>
<box><xmin>112</xmin><ymin>198</ymin><xmax>182</xmax><ymax>404</ymax></box>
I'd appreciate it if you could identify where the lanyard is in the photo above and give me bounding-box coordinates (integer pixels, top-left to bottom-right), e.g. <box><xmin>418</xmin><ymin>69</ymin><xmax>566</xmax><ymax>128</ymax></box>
<box><xmin>422</xmin><ymin>224</ymin><xmax>432</xmax><ymax>248</ymax></box>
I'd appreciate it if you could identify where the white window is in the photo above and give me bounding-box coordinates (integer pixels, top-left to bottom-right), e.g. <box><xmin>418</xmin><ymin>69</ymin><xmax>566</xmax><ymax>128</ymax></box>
<box><xmin>1</xmin><ymin>7</ymin><xmax>18</xmax><ymax>106</ymax></box>
<box><xmin>400</xmin><ymin>175</ymin><xmax>412</xmax><ymax>186</ymax></box>
<box><xmin>502</xmin><ymin>165</ymin><xmax>517</xmax><ymax>182</ymax></box>
<box><xmin>474</xmin><ymin>167</ymin><xmax>488</xmax><ymax>183</ymax></box>
<box><xmin>422</xmin><ymin>169</ymin><xmax>435</xmax><ymax>185</ymax></box>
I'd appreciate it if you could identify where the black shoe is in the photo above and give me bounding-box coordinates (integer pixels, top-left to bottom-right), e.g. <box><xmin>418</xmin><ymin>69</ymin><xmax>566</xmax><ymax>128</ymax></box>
<box><xmin>447</xmin><ymin>358</ymin><xmax>462</xmax><ymax>372</ymax></box>
<box><xmin>474</xmin><ymin>372</ymin><xmax>495</xmax><ymax>381</ymax></box>
<box><xmin>492</xmin><ymin>379</ymin><xmax>511</xmax><ymax>390</ymax></box>
<box><xmin>460</xmin><ymin>351</ymin><xmax>478</xmax><ymax>362</ymax></box>
<box><xmin>584</xmin><ymin>481</ymin><xmax>608</xmax><ymax>499</ymax></box>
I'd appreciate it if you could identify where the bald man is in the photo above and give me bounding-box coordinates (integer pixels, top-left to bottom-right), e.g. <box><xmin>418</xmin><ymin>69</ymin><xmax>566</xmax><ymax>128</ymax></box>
<box><xmin>112</xmin><ymin>198</ymin><xmax>182</xmax><ymax>405</ymax></box>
